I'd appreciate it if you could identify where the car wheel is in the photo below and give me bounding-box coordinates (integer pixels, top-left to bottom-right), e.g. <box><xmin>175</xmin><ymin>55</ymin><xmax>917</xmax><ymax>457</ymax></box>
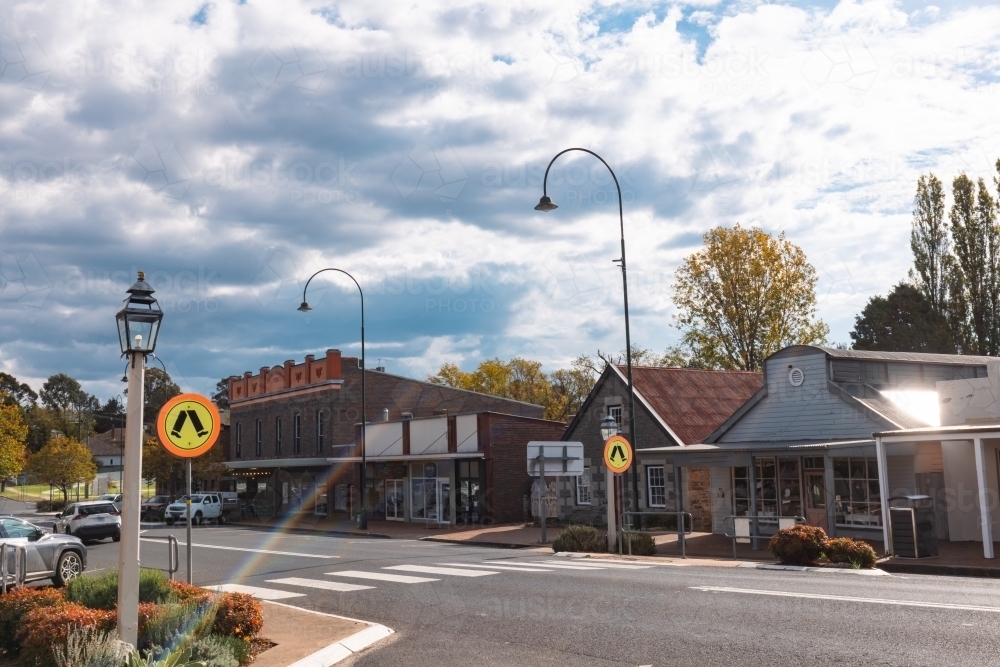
<box><xmin>194</xmin><ymin>511</ymin><xmax>203</xmax><ymax>526</ymax></box>
<box><xmin>53</xmin><ymin>551</ymin><xmax>83</xmax><ymax>587</ymax></box>
<box><xmin>112</xmin><ymin>531</ymin><xmax>121</xmax><ymax>542</ymax></box>
<box><xmin>219</xmin><ymin>514</ymin><xmax>227</xmax><ymax>525</ymax></box>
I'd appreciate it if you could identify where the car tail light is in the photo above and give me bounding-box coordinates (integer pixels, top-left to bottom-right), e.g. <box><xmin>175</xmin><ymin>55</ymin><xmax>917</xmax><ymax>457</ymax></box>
<box><xmin>110</xmin><ymin>510</ymin><xmax>121</xmax><ymax>516</ymax></box>
<box><xmin>72</xmin><ymin>515</ymin><xmax>83</xmax><ymax>521</ymax></box>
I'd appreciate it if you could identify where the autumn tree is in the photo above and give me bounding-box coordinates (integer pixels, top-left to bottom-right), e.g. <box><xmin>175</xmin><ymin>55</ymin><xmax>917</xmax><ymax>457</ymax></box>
<box><xmin>0</xmin><ymin>373</ymin><xmax>38</xmax><ymax>411</ymax></box>
<box><xmin>671</xmin><ymin>224</ymin><xmax>828</xmax><ymax>371</ymax></box>
<box><xmin>0</xmin><ymin>397</ymin><xmax>29</xmax><ymax>492</ymax></box>
<box><xmin>27</xmin><ymin>435</ymin><xmax>97</xmax><ymax>503</ymax></box>
<box><xmin>850</xmin><ymin>283</ymin><xmax>955</xmax><ymax>353</ymax></box>
<box><xmin>143</xmin><ymin>436</ymin><xmax>226</xmax><ymax>496</ymax></box>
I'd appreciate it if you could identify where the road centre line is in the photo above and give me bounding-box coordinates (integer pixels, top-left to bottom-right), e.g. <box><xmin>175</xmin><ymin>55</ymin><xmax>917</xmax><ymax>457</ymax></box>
<box><xmin>326</xmin><ymin>570</ymin><xmax>439</xmax><ymax>584</ymax></box>
<box><xmin>140</xmin><ymin>539</ymin><xmax>338</xmax><ymax>559</ymax></box>
<box><xmin>266</xmin><ymin>577</ymin><xmax>373</xmax><ymax>592</ymax></box>
<box><xmin>385</xmin><ymin>565</ymin><xmax>499</xmax><ymax>577</ymax></box>
<box><xmin>438</xmin><ymin>562</ymin><xmax>554</xmax><ymax>572</ymax></box>
<box><xmin>692</xmin><ymin>587</ymin><xmax>1000</xmax><ymax>613</ymax></box>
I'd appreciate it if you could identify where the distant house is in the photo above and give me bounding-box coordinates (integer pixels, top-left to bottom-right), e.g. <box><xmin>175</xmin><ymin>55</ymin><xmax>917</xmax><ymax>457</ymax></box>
<box><xmin>89</xmin><ymin>428</ymin><xmax>124</xmax><ymax>473</ymax></box>
<box><xmin>561</xmin><ymin>364</ymin><xmax>764</xmax><ymax>530</ymax></box>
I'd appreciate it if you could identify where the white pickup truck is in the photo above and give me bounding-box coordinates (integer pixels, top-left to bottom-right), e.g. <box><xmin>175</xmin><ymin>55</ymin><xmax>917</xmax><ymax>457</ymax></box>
<box><xmin>164</xmin><ymin>492</ymin><xmax>239</xmax><ymax>525</ymax></box>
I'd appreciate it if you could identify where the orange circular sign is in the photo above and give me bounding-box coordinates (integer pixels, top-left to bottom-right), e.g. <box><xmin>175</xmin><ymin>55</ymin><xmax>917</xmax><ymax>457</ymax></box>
<box><xmin>156</xmin><ymin>393</ymin><xmax>221</xmax><ymax>458</ymax></box>
<box><xmin>603</xmin><ymin>435</ymin><xmax>633</xmax><ymax>474</ymax></box>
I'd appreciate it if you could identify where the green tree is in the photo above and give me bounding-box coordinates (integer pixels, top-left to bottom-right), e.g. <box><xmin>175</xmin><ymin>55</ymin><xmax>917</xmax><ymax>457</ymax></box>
<box><xmin>672</xmin><ymin>224</ymin><xmax>829</xmax><ymax>371</ymax></box>
<box><xmin>949</xmin><ymin>174</ymin><xmax>999</xmax><ymax>355</ymax></box>
<box><xmin>850</xmin><ymin>283</ymin><xmax>955</xmax><ymax>353</ymax></box>
<box><xmin>39</xmin><ymin>373</ymin><xmax>98</xmax><ymax>439</ymax></box>
<box><xmin>910</xmin><ymin>173</ymin><xmax>949</xmax><ymax>315</ymax></box>
<box><xmin>142</xmin><ymin>436</ymin><xmax>226</xmax><ymax>495</ymax></box>
<box><xmin>143</xmin><ymin>368</ymin><xmax>181</xmax><ymax>418</ymax></box>
<box><xmin>27</xmin><ymin>434</ymin><xmax>97</xmax><ymax>503</ymax></box>
<box><xmin>0</xmin><ymin>397</ymin><xmax>29</xmax><ymax>491</ymax></box>
<box><xmin>94</xmin><ymin>397</ymin><xmax>125</xmax><ymax>434</ymax></box>
<box><xmin>0</xmin><ymin>373</ymin><xmax>38</xmax><ymax>411</ymax></box>
<box><xmin>212</xmin><ymin>378</ymin><xmax>230</xmax><ymax>411</ymax></box>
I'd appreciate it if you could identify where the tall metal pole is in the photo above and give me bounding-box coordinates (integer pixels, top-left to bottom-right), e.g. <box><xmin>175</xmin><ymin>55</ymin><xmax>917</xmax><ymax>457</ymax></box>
<box><xmin>117</xmin><ymin>352</ymin><xmax>145</xmax><ymax>646</ymax></box>
<box><xmin>186</xmin><ymin>458</ymin><xmax>192</xmax><ymax>584</ymax></box>
<box><xmin>300</xmin><ymin>268</ymin><xmax>367</xmax><ymax>530</ymax></box>
<box><xmin>538</xmin><ymin>148</ymin><xmax>640</xmax><ymax>517</ymax></box>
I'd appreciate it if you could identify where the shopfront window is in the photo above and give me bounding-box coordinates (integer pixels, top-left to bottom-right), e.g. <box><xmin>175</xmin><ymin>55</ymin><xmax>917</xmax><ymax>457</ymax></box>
<box><xmin>833</xmin><ymin>457</ymin><xmax>881</xmax><ymax>527</ymax></box>
<box><xmin>732</xmin><ymin>457</ymin><xmax>802</xmax><ymax>518</ymax></box>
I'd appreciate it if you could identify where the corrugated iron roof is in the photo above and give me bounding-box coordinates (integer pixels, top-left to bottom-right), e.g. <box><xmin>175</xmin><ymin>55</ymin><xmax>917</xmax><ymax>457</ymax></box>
<box><xmin>617</xmin><ymin>366</ymin><xmax>763</xmax><ymax>445</ymax></box>
<box><xmin>819</xmin><ymin>346</ymin><xmax>996</xmax><ymax>366</ymax></box>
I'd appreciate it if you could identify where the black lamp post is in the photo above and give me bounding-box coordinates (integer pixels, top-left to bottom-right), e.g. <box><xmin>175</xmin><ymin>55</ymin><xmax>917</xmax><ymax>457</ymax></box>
<box><xmin>298</xmin><ymin>268</ymin><xmax>368</xmax><ymax>530</ymax></box>
<box><xmin>535</xmin><ymin>148</ymin><xmax>641</xmax><ymax>518</ymax></box>
<box><xmin>114</xmin><ymin>271</ymin><xmax>162</xmax><ymax>646</ymax></box>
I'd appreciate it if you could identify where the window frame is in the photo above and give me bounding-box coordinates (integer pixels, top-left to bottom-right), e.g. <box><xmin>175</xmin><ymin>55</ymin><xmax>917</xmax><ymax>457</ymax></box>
<box><xmin>317</xmin><ymin>410</ymin><xmax>325</xmax><ymax>452</ymax></box>
<box><xmin>293</xmin><ymin>413</ymin><xmax>302</xmax><ymax>454</ymax></box>
<box><xmin>576</xmin><ymin>467</ymin><xmax>592</xmax><ymax>505</ymax></box>
<box><xmin>275</xmin><ymin>416</ymin><xmax>282</xmax><ymax>455</ymax></box>
<box><xmin>235</xmin><ymin>422</ymin><xmax>242</xmax><ymax>458</ymax></box>
<box><xmin>646</xmin><ymin>465</ymin><xmax>666</xmax><ymax>508</ymax></box>
<box><xmin>255</xmin><ymin>419</ymin><xmax>262</xmax><ymax>457</ymax></box>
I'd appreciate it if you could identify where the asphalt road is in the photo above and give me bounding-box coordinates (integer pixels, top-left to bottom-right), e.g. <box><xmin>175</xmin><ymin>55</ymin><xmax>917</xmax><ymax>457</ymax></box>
<box><xmin>11</xmin><ymin>501</ymin><xmax>1000</xmax><ymax>667</ymax></box>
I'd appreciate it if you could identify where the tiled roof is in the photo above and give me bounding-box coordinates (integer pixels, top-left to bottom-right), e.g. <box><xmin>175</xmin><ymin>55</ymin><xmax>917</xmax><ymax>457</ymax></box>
<box><xmin>618</xmin><ymin>366</ymin><xmax>763</xmax><ymax>445</ymax></box>
<box><xmin>89</xmin><ymin>429</ymin><xmax>124</xmax><ymax>457</ymax></box>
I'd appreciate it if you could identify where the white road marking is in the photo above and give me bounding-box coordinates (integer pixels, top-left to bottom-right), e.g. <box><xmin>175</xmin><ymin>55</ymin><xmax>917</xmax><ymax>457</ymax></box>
<box><xmin>208</xmin><ymin>584</ymin><xmax>305</xmax><ymax>600</ymax></box>
<box><xmin>326</xmin><ymin>570</ymin><xmax>438</xmax><ymax>584</ymax></box>
<box><xmin>438</xmin><ymin>562</ymin><xmax>553</xmax><ymax>572</ymax></box>
<box><xmin>538</xmin><ymin>560</ymin><xmax>651</xmax><ymax>570</ymax></box>
<box><xmin>385</xmin><ymin>565</ymin><xmax>499</xmax><ymax>577</ymax></box>
<box><xmin>151</xmin><ymin>541</ymin><xmax>337</xmax><ymax>559</ymax></box>
<box><xmin>692</xmin><ymin>587</ymin><xmax>1000</xmax><ymax>613</ymax></box>
<box><xmin>266</xmin><ymin>577</ymin><xmax>374</xmax><ymax>592</ymax></box>
<box><xmin>483</xmin><ymin>560</ymin><xmax>600</xmax><ymax>571</ymax></box>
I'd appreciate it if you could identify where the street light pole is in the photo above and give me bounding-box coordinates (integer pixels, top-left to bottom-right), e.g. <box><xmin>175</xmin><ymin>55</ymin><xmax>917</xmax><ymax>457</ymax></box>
<box><xmin>298</xmin><ymin>268</ymin><xmax>368</xmax><ymax>530</ymax></box>
<box><xmin>535</xmin><ymin>148</ymin><xmax>641</xmax><ymax>521</ymax></box>
<box><xmin>114</xmin><ymin>272</ymin><xmax>163</xmax><ymax>647</ymax></box>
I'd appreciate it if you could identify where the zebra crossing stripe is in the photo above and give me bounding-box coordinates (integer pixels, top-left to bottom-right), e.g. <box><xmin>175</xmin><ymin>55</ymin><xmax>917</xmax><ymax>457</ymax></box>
<box><xmin>538</xmin><ymin>560</ymin><xmax>651</xmax><ymax>570</ymax></box>
<box><xmin>482</xmin><ymin>561</ymin><xmax>598</xmax><ymax>571</ymax></box>
<box><xmin>326</xmin><ymin>570</ymin><xmax>438</xmax><ymax>584</ymax></box>
<box><xmin>385</xmin><ymin>565</ymin><xmax>499</xmax><ymax>577</ymax></box>
<box><xmin>266</xmin><ymin>577</ymin><xmax>374</xmax><ymax>592</ymax></box>
<box><xmin>438</xmin><ymin>562</ymin><xmax>553</xmax><ymax>572</ymax></box>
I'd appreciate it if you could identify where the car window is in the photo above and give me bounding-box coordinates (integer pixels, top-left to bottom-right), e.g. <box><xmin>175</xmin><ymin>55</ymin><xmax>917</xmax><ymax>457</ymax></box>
<box><xmin>189</xmin><ymin>495</ymin><xmax>205</xmax><ymax>503</ymax></box>
<box><xmin>81</xmin><ymin>504</ymin><xmax>115</xmax><ymax>515</ymax></box>
<box><xmin>63</xmin><ymin>505</ymin><xmax>76</xmax><ymax>517</ymax></box>
<box><xmin>0</xmin><ymin>518</ymin><xmax>36</xmax><ymax>538</ymax></box>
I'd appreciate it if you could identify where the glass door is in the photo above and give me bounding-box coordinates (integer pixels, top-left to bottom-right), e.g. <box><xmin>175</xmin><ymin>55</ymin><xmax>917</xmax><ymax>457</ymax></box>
<box><xmin>386</xmin><ymin>479</ymin><xmax>404</xmax><ymax>521</ymax></box>
<box><xmin>438</xmin><ymin>479</ymin><xmax>451</xmax><ymax>524</ymax></box>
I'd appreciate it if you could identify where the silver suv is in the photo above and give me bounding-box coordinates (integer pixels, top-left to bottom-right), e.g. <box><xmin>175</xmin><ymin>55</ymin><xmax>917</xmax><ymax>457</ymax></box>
<box><xmin>0</xmin><ymin>516</ymin><xmax>87</xmax><ymax>587</ymax></box>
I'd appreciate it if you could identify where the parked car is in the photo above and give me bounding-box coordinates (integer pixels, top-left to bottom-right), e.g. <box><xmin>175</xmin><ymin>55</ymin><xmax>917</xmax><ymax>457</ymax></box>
<box><xmin>0</xmin><ymin>515</ymin><xmax>87</xmax><ymax>587</ymax></box>
<box><xmin>96</xmin><ymin>493</ymin><xmax>123</xmax><ymax>511</ymax></box>
<box><xmin>52</xmin><ymin>501</ymin><xmax>121</xmax><ymax>543</ymax></box>
<box><xmin>142</xmin><ymin>495</ymin><xmax>172</xmax><ymax>521</ymax></box>
<box><xmin>165</xmin><ymin>494</ymin><xmax>223</xmax><ymax>525</ymax></box>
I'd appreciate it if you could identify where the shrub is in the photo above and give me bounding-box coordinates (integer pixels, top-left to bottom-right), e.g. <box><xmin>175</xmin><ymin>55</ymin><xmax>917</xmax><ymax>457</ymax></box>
<box><xmin>168</xmin><ymin>581</ymin><xmax>213</xmax><ymax>605</ymax></box>
<box><xmin>825</xmin><ymin>537</ymin><xmax>878</xmax><ymax>569</ymax></box>
<box><xmin>34</xmin><ymin>500</ymin><xmax>66</xmax><ymax>513</ymax></box>
<box><xmin>188</xmin><ymin>635</ymin><xmax>240</xmax><ymax>667</ymax></box>
<box><xmin>67</xmin><ymin>569</ymin><xmax>175</xmax><ymax>610</ymax></box>
<box><xmin>140</xmin><ymin>602</ymin><xmax>218</xmax><ymax>655</ymax></box>
<box><xmin>0</xmin><ymin>587</ymin><xmax>66</xmax><ymax>654</ymax></box>
<box><xmin>769</xmin><ymin>524</ymin><xmax>827</xmax><ymax>565</ymax></box>
<box><xmin>616</xmin><ymin>531</ymin><xmax>657</xmax><ymax>556</ymax></box>
<box><xmin>205</xmin><ymin>636</ymin><xmax>250</xmax><ymax>666</ymax></box>
<box><xmin>551</xmin><ymin>525</ymin><xmax>606</xmax><ymax>553</ymax></box>
<box><xmin>52</xmin><ymin>626</ymin><xmax>129</xmax><ymax>667</ymax></box>
<box><xmin>212</xmin><ymin>594</ymin><xmax>263</xmax><ymax>640</ymax></box>
<box><xmin>17</xmin><ymin>603</ymin><xmax>116</xmax><ymax>667</ymax></box>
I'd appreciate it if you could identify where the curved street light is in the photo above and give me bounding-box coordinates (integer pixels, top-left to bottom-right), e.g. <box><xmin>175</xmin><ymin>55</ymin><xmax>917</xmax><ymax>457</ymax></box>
<box><xmin>298</xmin><ymin>268</ymin><xmax>368</xmax><ymax>531</ymax></box>
<box><xmin>535</xmin><ymin>148</ymin><xmax>640</xmax><ymax>519</ymax></box>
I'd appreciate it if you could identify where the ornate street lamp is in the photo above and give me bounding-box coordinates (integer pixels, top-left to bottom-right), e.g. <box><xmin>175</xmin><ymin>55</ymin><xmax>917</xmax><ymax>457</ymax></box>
<box><xmin>599</xmin><ymin>415</ymin><xmax>620</xmax><ymax>442</ymax></box>
<box><xmin>298</xmin><ymin>268</ymin><xmax>369</xmax><ymax>530</ymax></box>
<box><xmin>113</xmin><ymin>272</ymin><xmax>162</xmax><ymax>647</ymax></box>
<box><xmin>535</xmin><ymin>148</ymin><xmax>641</xmax><ymax>517</ymax></box>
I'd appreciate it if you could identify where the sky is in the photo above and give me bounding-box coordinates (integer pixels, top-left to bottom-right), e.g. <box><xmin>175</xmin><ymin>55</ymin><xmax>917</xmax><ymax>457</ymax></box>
<box><xmin>1</xmin><ymin>0</ymin><xmax>999</xmax><ymax>402</ymax></box>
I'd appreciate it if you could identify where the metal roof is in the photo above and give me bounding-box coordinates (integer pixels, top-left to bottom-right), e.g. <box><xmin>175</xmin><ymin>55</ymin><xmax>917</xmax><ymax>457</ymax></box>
<box><xmin>637</xmin><ymin>439</ymin><xmax>874</xmax><ymax>454</ymax></box>
<box><xmin>818</xmin><ymin>346</ymin><xmax>996</xmax><ymax>366</ymax></box>
<box><xmin>617</xmin><ymin>366</ymin><xmax>763</xmax><ymax>445</ymax></box>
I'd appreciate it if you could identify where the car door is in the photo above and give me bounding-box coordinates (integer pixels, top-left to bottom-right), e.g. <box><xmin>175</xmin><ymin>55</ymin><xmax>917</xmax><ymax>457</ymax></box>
<box><xmin>0</xmin><ymin>518</ymin><xmax>49</xmax><ymax>575</ymax></box>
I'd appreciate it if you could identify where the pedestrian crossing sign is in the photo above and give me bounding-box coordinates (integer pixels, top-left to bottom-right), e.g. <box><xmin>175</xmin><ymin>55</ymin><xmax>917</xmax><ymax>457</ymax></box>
<box><xmin>156</xmin><ymin>393</ymin><xmax>221</xmax><ymax>458</ymax></box>
<box><xmin>603</xmin><ymin>435</ymin><xmax>632</xmax><ymax>474</ymax></box>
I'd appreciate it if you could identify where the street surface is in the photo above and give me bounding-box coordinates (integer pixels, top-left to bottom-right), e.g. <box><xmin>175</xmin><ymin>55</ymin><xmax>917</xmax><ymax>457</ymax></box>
<box><xmin>61</xmin><ymin>520</ymin><xmax>1000</xmax><ymax>667</ymax></box>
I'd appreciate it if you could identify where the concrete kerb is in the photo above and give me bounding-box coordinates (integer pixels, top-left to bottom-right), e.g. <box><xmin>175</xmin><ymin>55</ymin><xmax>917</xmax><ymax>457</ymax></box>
<box><xmin>264</xmin><ymin>600</ymin><xmax>394</xmax><ymax>667</ymax></box>
<box><xmin>741</xmin><ymin>563</ymin><xmax>891</xmax><ymax>576</ymax></box>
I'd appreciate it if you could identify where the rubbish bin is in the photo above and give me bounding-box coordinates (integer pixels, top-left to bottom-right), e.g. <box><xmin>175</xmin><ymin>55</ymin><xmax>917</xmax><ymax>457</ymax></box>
<box><xmin>888</xmin><ymin>495</ymin><xmax>938</xmax><ymax>558</ymax></box>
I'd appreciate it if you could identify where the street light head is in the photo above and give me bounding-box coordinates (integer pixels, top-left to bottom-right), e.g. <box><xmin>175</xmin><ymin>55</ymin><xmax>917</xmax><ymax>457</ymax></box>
<box><xmin>115</xmin><ymin>271</ymin><xmax>163</xmax><ymax>355</ymax></box>
<box><xmin>297</xmin><ymin>301</ymin><xmax>313</xmax><ymax>312</ymax></box>
<box><xmin>600</xmin><ymin>415</ymin><xmax>620</xmax><ymax>442</ymax></box>
<box><xmin>534</xmin><ymin>195</ymin><xmax>558</xmax><ymax>212</ymax></box>
<box><xmin>121</xmin><ymin>374</ymin><xmax>128</xmax><ymax>383</ymax></box>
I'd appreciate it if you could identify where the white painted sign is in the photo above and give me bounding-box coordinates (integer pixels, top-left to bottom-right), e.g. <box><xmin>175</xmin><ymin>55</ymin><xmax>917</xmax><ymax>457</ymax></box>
<box><xmin>526</xmin><ymin>441</ymin><xmax>584</xmax><ymax>477</ymax></box>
